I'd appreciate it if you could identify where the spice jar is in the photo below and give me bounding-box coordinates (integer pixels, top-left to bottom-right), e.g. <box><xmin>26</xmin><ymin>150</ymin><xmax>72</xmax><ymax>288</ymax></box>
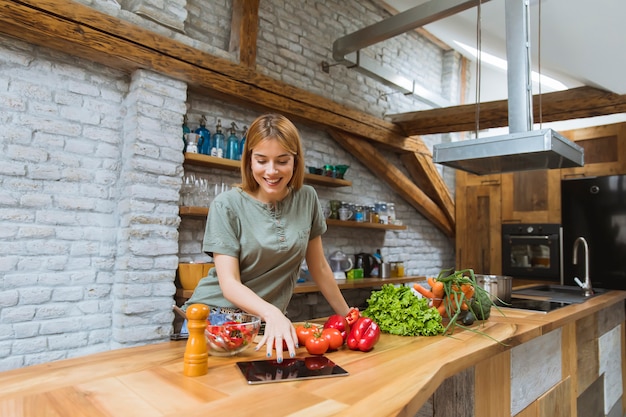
<box><xmin>396</xmin><ymin>261</ymin><xmax>405</xmax><ymax>277</ymax></box>
<box><xmin>368</xmin><ymin>205</ymin><xmax>377</xmax><ymax>223</ymax></box>
<box><xmin>387</xmin><ymin>203</ymin><xmax>396</xmax><ymax>224</ymax></box>
<box><xmin>376</xmin><ymin>202</ymin><xmax>388</xmax><ymax>224</ymax></box>
<box><xmin>354</xmin><ymin>205</ymin><xmax>365</xmax><ymax>222</ymax></box>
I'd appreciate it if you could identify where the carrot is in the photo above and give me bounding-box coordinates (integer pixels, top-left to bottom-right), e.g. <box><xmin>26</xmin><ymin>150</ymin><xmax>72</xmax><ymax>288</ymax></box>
<box><xmin>431</xmin><ymin>281</ymin><xmax>445</xmax><ymax>298</ymax></box>
<box><xmin>430</xmin><ymin>281</ymin><xmax>445</xmax><ymax>307</ymax></box>
<box><xmin>461</xmin><ymin>283</ymin><xmax>475</xmax><ymax>300</ymax></box>
<box><xmin>427</xmin><ymin>276</ymin><xmax>436</xmax><ymax>288</ymax></box>
<box><xmin>437</xmin><ymin>302</ymin><xmax>448</xmax><ymax>317</ymax></box>
<box><xmin>413</xmin><ymin>283</ymin><xmax>434</xmax><ymax>299</ymax></box>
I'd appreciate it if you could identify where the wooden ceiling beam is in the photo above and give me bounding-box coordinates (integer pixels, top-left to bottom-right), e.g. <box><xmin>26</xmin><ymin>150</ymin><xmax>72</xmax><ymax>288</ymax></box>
<box><xmin>228</xmin><ymin>0</ymin><xmax>260</xmax><ymax>68</ymax></box>
<box><xmin>400</xmin><ymin>152</ymin><xmax>455</xmax><ymax>228</ymax></box>
<box><xmin>0</xmin><ymin>0</ymin><xmax>424</xmax><ymax>154</ymax></box>
<box><xmin>389</xmin><ymin>86</ymin><xmax>626</xmax><ymax>136</ymax></box>
<box><xmin>328</xmin><ymin>130</ymin><xmax>454</xmax><ymax>237</ymax></box>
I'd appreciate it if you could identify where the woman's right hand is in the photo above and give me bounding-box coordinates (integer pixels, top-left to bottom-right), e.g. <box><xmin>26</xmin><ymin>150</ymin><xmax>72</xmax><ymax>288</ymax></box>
<box><xmin>255</xmin><ymin>309</ymin><xmax>298</xmax><ymax>363</ymax></box>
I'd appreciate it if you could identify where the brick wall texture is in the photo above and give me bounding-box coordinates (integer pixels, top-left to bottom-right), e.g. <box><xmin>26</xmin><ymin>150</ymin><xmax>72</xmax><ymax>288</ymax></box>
<box><xmin>0</xmin><ymin>0</ymin><xmax>462</xmax><ymax>371</ymax></box>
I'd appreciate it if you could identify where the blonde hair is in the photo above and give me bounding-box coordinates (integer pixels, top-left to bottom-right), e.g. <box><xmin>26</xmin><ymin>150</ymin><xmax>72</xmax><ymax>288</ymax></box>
<box><xmin>240</xmin><ymin>114</ymin><xmax>305</xmax><ymax>192</ymax></box>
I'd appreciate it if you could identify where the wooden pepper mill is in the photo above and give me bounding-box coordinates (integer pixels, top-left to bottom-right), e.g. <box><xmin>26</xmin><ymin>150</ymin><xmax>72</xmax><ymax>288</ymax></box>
<box><xmin>183</xmin><ymin>303</ymin><xmax>209</xmax><ymax>377</ymax></box>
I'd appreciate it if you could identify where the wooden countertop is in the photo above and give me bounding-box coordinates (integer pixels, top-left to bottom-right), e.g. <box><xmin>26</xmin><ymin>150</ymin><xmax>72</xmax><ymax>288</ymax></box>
<box><xmin>1</xmin><ymin>291</ymin><xmax>624</xmax><ymax>417</ymax></box>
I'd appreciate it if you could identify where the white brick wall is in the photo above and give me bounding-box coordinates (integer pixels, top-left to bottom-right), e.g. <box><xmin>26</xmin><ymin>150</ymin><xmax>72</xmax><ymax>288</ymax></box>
<box><xmin>0</xmin><ymin>0</ymin><xmax>462</xmax><ymax>370</ymax></box>
<box><xmin>0</xmin><ymin>35</ymin><xmax>188</xmax><ymax>369</ymax></box>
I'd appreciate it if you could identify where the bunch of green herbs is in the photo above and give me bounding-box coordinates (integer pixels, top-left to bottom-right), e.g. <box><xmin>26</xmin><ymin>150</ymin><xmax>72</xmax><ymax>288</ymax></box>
<box><xmin>362</xmin><ymin>284</ymin><xmax>444</xmax><ymax>336</ymax></box>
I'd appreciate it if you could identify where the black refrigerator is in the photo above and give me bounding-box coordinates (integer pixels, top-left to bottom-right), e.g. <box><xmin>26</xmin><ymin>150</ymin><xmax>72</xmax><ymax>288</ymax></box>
<box><xmin>561</xmin><ymin>175</ymin><xmax>626</xmax><ymax>290</ymax></box>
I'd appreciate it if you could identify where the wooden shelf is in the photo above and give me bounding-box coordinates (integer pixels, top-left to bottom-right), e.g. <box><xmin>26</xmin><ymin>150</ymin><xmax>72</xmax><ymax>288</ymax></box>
<box><xmin>179</xmin><ymin>207</ymin><xmax>407</xmax><ymax>230</ymax></box>
<box><xmin>294</xmin><ymin>276</ymin><xmax>422</xmax><ymax>293</ymax></box>
<box><xmin>176</xmin><ymin>275</ymin><xmax>424</xmax><ymax>299</ymax></box>
<box><xmin>325</xmin><ymin>218</ymin><xmax>407</xmax><ymax>230</ymax></box>
<box><xmin>179</xmin><ymin>206</ymin><xmax>208</xmax><ymax>217</ymax></box>
<box><xmin>304</xmin><ymin>174</ymin><xmax>351</xmax><ymax>187</ymax></box>
<box><xmin>183</xmin><ymin>153</ymin><xmax>352</xmax><ymax>187</ymax></box>
<box><xmin>184</xmin><ymin>153</ymin><xmax>240</xmax><ymax>171</ymax></box>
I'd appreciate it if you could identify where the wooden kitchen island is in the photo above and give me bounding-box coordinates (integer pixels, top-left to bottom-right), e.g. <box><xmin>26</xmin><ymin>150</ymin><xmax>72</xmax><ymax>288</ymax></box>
<box><xmin>0</xmin><ymin>291</ymin><xmax>624</xmax><ymax>417</ymax></box>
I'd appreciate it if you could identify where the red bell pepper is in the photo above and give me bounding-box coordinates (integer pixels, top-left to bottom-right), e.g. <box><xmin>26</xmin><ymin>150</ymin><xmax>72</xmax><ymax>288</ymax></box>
<box><xmin>347</xmin><ymin>317</ymin><xmax>380</xmax><ymax>352</ymax></box>
<box><xmin>345</xmin><ymin>307</ymin><xmax>360</xmax><ymax>326</ymax></box>
<box><xmin>323</xmin><ymin>314</ymin><xmax>350</xmax><ymax>342</ymax></box>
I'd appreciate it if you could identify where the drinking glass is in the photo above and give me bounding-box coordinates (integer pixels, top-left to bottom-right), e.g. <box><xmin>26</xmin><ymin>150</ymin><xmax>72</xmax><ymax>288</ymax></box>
<box><xmin>181</xmin><ymin>172</ymin><xmax>196</xmax><ymax>206</ymax></box>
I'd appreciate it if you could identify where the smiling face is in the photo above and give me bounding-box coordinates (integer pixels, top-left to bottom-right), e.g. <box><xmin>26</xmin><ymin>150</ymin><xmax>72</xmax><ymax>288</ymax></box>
<box><xmin>250</xmin><ymin>138</ymin><xmax>295</xmax><ymax>204</ymax></box>
<box><xmin>240</xmin><ymin>114</ymin><xmax>305</xmax><ymax>196</ymax></box>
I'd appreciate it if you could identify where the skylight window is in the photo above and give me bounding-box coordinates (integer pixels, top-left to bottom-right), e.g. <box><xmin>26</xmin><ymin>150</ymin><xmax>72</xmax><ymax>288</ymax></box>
<box><xmin>454</xmin><ymin>40</ymin><xmax>568</xmax><ymax>92</ymax></box>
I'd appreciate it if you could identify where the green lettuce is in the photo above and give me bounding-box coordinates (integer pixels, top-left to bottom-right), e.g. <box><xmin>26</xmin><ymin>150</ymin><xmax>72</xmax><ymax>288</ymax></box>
<box><xmin>362</xmin><ymin>284</ymin><xmax>444</xmax><ymax>336</ymax></box>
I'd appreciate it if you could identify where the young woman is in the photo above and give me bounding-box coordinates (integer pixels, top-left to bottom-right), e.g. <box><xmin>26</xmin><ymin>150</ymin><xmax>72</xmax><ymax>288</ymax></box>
<box><xmin>184</xmin><ymin>113</ymin><xmax>353</xmax><ymax>362</ymax></box>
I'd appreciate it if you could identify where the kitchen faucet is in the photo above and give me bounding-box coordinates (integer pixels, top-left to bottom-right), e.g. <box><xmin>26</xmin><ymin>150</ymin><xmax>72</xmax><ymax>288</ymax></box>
<box><xmin>572</xmin><ymin>237</ymin><xmax>594</xmax><ymax>297</ymax></box>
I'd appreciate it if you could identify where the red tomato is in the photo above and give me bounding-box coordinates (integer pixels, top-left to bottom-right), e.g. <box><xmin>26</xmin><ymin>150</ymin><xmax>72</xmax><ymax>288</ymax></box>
<box><xmin>305</xmin><ymin>333</ymin><xmax>329</xmax><ymax>355</ymax></box>
<box><xmin>295</xmin><ymin>322</ymin><xmax>319</xmax><ymax>346</ymax></box>
<box><xmin>322</xmin><ymin>328</ymin><xmax>344</xmax><ymax>350</ymax></box>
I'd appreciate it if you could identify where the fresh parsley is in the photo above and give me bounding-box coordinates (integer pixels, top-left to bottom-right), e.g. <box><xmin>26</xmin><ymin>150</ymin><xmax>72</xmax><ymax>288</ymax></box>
<box><xmin>362</xmin><ymin>284</ymin><xmax>444</xmax><ymax>336</ymax></box>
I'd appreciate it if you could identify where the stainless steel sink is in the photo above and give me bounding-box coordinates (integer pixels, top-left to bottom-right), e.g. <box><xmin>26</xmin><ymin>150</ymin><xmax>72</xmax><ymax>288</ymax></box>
<box><xmin>512</xmin><ymin>284</ymin><xmax>606</xmax><ymax>305</ymax></box>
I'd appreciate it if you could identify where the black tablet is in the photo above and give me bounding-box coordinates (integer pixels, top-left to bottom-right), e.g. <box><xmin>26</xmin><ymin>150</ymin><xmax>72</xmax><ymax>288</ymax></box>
<box><xmin>236</xmin><ymin>356</ymin><xmax>349</xmax><ymax>384</ymax></box>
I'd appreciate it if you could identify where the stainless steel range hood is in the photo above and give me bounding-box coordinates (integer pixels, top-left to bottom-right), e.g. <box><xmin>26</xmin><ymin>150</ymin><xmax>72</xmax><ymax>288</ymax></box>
<box><xmin>433</xmin><ymin>0</ymin><xmax>584</xmax><ymax>175</ymax></box>
<box><xmin>433</xmin><ymin>128</ymin><xmax>584</xmax><ymax>175</ymax></box>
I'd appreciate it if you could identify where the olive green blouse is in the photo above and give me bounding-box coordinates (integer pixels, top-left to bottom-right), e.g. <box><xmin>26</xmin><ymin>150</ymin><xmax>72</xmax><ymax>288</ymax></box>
<box><xmin>184</xmin><ymin>185</ymin><xmax>327</xmax><ymax>313</ymax></box>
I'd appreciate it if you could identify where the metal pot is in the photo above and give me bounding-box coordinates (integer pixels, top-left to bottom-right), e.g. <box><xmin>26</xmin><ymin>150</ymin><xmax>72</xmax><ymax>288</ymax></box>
<box><xmin>475</xmin><ymin>275</ymin><xmax>512</xmax><ymax>304</ymax></box>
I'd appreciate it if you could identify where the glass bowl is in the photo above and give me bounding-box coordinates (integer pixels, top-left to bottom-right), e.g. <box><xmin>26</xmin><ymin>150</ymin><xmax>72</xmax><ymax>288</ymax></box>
<box><xmin>334</xmin><ymin>164</ymin><xmax>349</xmax><ymax>179</ymax></box>
<box><xmin>205</xmin><ymin>311</ymin><xmax>261</xmax><ymax>356</ymax></box>
<box><xmin>307</xmin><ymin>166</ymin><xmax>323</xmax><ymax>175</ymax></box>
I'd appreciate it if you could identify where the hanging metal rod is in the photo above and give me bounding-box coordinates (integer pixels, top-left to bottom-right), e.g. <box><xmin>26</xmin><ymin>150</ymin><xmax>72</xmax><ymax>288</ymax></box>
<box><xmin>330</xmin><ymin>0</ymin><xmax>493</xmax><ymax>108</ymax></box>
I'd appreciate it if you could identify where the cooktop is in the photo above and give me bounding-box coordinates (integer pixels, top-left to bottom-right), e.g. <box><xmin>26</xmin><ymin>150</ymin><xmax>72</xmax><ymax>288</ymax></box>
<box><xmin>507</xmin><ymin>298</ymin><xmax>570</xmax><ymax>313</ymax></box>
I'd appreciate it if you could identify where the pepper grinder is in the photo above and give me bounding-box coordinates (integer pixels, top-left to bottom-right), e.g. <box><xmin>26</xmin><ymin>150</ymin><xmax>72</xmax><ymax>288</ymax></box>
<box><xmin>183</xmin><ymin>303</ymin><xmax>209</xmax><ymax>377</ymax></box>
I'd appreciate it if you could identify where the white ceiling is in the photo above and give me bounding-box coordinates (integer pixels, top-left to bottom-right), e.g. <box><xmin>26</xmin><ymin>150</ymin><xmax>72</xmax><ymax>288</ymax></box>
<box><xmin>384</xmin><ymin>0</ymin><xmax>626</xmax><ymax>130</ymax></box>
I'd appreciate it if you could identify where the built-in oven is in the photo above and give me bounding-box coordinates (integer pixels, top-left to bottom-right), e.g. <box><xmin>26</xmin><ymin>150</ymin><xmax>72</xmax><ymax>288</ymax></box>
<box><xmin>502</xmin><ymin>224</ymin><xmax>562</xmax><ymax>281</ymax></box>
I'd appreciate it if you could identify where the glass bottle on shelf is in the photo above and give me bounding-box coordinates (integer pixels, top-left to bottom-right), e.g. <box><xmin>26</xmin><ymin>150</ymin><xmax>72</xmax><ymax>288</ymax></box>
<box><xmin>226</xmin><ymin>122</ymin><xmax>240</xmax><ymax>160</ymax></box>
<box><xmin>211</xmin><ymin>119</ymin><xmax>226</xmax><ymax>158</ymax></box>
<box><xmin>195</xmin><ymin>115</ymin><xmax>212</xmax><ymax>155</ymax></box>
<box><xmin>182</xmin><ymin>114</ymin><xmax>190</xmax><ymax>153</ymax></box>
<box><xmin>239</xmin><ymin>125</ymin><xmax>247</xmax><ymax>160</ymax></box>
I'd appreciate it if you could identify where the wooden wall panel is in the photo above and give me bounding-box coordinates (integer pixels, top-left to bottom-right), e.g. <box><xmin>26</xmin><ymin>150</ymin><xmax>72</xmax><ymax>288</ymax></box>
<box><xmin>597</xmin><ymin>300</ymin><xmax>625</xmax><ymax>336</ymax></box>
<box><xmin>560</xmin><ymin>322</ymin><xmax>579</xmax><ymax>416</ymax></box>
<box><xmin>433</xmin><ymin>367</ymin><xmax>474</xmax><ymax>417</ymax></box>
<box><xmin>576</xmin><ymin>313</ymin><xmax>599</xmax><ymax>395</ymax></box>
<box><xmin>537</xmin><ymin>378</ymin><xmax>572</xmax><ymax>417</ymax></box>
<box><xmin>475</xmin><ymin>351</ymin><xmax>510</xmax><ymax>417</ymax></box>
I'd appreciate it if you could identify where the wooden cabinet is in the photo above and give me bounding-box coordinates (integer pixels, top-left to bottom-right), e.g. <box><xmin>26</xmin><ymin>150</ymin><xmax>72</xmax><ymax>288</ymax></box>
<box><xmin>499</xmin><ymin>123</ymin><xmax>626</xmax><ymax>224</ymax></box>
<box><xmin>501</xmin><ymin>170</ymin><xmax>561</xmax><ymax>224</ymax></box>
<box><xmin>455</xmin><ymin>171</ymin><xmax>502</xmax><ymax>274</ymax></box>
<box><xmin>456</xmin><ymin>122</ymin><xmax>626</xmax><ymax>274</ymax></box>
<box><xmin>559</xmin><ymin>122</ymin><xmax>626</xmax><ymax>179</ymax></box>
